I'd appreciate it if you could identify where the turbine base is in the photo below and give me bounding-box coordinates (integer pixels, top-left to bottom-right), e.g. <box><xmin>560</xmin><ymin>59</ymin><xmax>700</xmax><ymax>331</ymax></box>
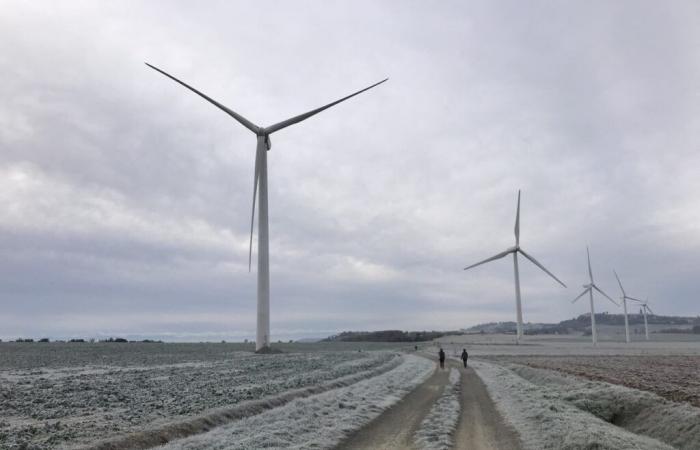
<box><xmin>255</xmin><ymin>346</ymin><xmax>284</xmax><ymax>355</ymax></box>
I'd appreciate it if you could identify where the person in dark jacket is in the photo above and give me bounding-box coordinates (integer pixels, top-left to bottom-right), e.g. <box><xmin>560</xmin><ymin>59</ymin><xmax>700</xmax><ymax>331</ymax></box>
<box><xmin>438</xmin><ymin>348</ymin><xmax>446</xmax><ymax>369</ymax></box>
<box><xmin>461</xmin><ymin>348</ymin><xmax>469</xmax><ymax>368</ymax></box>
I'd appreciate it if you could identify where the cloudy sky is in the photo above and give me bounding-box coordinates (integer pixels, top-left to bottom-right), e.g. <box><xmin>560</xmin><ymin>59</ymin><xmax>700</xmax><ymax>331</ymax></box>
<box><xmin>1</xmin><ymin>1</ymin><xmax>698</xmax><ymax>341</ymax></box>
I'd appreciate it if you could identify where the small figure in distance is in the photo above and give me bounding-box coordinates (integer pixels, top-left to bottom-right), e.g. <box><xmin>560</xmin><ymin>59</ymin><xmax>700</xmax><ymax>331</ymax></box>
<box><xmin>439</xmin><ymin>348</ymin><xmax>446</xmax><ymax>369</ymax></box>
<box><xmin>414</xmin><ymin>345</ymin><xmax>418</xmax><ymax>351</ymax></box>
<box><xmin>461</xmin><ymin>348</ymin><xmax>469</xmax><ymax>368</ymax></box>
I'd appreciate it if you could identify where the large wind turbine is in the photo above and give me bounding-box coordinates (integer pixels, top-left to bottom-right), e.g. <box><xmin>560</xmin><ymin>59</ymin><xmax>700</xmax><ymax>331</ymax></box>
<box><xmin>146</xmin><ymin>63</ymin><xmax>387</xmax><ymax>352</ymax></box>
<box><xmin>613</xmin><ymin>270</ymin><xmax>642</xmax><ymax>343</ymax></box>
<box><xmin>463</xmin><ymin>191</ymin><xmax>567</xmax><ymax>343</ymax></box>
<box><xmin>571</xmin><ymin>247</ymin><xmax>618</xmax><ymax>346</ymax></box>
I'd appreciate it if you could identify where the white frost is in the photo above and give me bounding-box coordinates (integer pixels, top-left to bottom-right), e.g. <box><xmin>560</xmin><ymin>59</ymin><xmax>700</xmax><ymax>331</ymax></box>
<box><xmin>471</xmin><ymin>359</ymin><xmax>688</xmax><ymax>450</ymax></box>
<box><xmin>414</xmin><ymin>368</ymin><xmax>461</xmax><ymax>450</ymax></box>
<box><xmin>160</xmin><ymin>354</ymin><xmax>434</xmax><ymax>450</ymax></box>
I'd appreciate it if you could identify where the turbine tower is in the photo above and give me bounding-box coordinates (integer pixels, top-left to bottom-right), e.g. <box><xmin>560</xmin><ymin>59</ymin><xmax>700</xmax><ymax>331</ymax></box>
<box><xmin>146</xmin><ymin>63</ymin><xmax>387</xmax><ymax>352</ymax></box>
<box><xmin>639</xmin><ymin>298</ymin><xmax>654</xmax><ymax>341</ymax></box>
<box><xmin>463</xmin><ymin>191</ymin><xmax>567</xmax><ymax>343</ymax></box>
<box><xmin>571</xmin><ymin>247</ymin><xmax>618</xmax><ymax>346</ymax></box>
<box><xmin>613</xmin><ymin>270</ymin><xmax>642</xmax><ymax>343</ymax></box>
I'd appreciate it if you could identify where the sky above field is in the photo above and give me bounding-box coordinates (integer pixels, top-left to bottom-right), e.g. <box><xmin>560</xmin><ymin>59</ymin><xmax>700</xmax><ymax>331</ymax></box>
<box><xmin>1</xmin><ymin>1</ymin><xmax>699</xmax><ymax>341</ymax></box>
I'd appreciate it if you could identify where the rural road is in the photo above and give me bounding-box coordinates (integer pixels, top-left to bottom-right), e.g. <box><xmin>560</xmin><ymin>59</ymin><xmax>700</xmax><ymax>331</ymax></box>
<box><xmin>334</xmin><ymin>355</ymin><xmax>521</xmax><ymax>450</ymax></box>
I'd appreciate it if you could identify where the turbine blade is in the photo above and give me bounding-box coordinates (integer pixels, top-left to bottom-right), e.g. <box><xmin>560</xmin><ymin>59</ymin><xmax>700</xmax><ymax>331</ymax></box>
<box><xmin>265</xmin><ymin>78</ymin><xmax>388</xmax><ymax>134</ymax></box>
<box><xmin>518</xmin><ymin>248</ymin><xmax>567</xmax><ymax>287</ymax></box>
<box><xmin>145</xmin><ymin>63</ymin><xmax>259</xmax><ymax>134</ymax></box>
<box><xmin>593</xmin><ymin>284</ymin><xmax>618</xmax><ymax>306</ymax></box>
<box><xmin>248</xmin><ymin>146</ymin><xmax>262</xmax><ymax>271</ymax></box>
<box><xmin>626</xmin><ymin>296</ymin><xmax>643</xmax><ymax>302</ymax></box>
<box><xmin>514</xmin><ymin>190</ymin><xmax>521</xmax><ymax>246</ymax></box>
<box><xmin>463</xmin><ymin>248</ymin><xmax>513</xmax><ymax>271</ymax></box>
<box><xmin>572</xmin><ymin>288</ymin><xmax>590</xmax><ymax>303</ymax></box>
<box><xmin>645</xmin><ymin>305</ymin><xmax>655</xmax><ymax>315</ymax></box>
<box><xmin>613</xmin><ymin>270</ymin><xmax>626</xmax><ymax>296</ymax></box>
<box><xmin>586</xmin><ymin>246</ymin><xmax>594</xmax><ymax>283</ymax></box>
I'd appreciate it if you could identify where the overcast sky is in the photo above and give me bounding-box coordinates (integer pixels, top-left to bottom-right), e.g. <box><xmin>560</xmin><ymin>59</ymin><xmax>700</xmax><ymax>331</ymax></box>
<box><xmin>1</xmin><ymin>1</ymin><xmax>698</xmax><ymax>341</ymax></box>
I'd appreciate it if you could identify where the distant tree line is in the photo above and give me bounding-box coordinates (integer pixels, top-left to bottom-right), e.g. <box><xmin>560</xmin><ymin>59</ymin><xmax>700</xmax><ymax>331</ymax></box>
<box><xmin>658</xmin><ymin>326</ymin><xmax>700</xmax><ymax>334</ymax></box>
<box><xmin>3</xmin><ymin>337</ymin><xmax>163</xmax><ymax>343</ymax></box>
<box><xmin>324</xmin><ymin>330</ymin><xmax>458</xmax><ymax>342</ymax></box>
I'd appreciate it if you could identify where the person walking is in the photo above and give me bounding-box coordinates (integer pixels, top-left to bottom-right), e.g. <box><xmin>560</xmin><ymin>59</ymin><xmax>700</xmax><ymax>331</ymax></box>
<box><xmin>461</xmin><ymin>348</ymin><xmax>469</xmax><ymax>368</ymax></box>
<box><xmin>439</xmin><ymin>348</ymin><xmax>446</xmax><ymax>369</ymax></box>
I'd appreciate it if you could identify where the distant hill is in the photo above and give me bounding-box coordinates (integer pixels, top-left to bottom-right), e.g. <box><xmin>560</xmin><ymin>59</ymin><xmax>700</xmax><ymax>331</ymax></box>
<box><xmin>465</xmin><ymin>313</ymin><xmax>700</xmax><ymax>335</ymax></box>
<box><xmin>324</xmin><ymin>330</ymin><xmax>460</xmax><ymax>342</ymax></box>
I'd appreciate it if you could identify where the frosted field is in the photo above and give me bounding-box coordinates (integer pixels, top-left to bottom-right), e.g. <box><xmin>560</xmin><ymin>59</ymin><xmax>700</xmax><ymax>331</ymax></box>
<box><xmin>487</xmin><ymin>355</ymin><xmax>700</xmax><ymax>408</ymax></box>
<box><xmin>159</xmin><ymin>354</ymin><xmax>434</xmax><ymax>450</ymax></box>
<box><xmin>3</xmin><ymin>336</ymin><xmax>699</xmax><ymax>450</ymax></box>
<box><xmin>471</xmin><ymin>360</ymin><xmax>700</xmax><ymax>450</ymax></box>
<box><xmin>435</xmin><ymin>333</ymin><xmax>700</xmax><ymax>450</ymax></box>
<box><xmin>436</xmin><ymin>332</ymin><xmax>700</xmax><ymax>357</ymax></box>
<box><xmin>0</xmin><ymin>342</ymin><xmax>410</xmax><ymax>450</ymax></box>
<box><xmin>436</xmin><ymin>333</ymin><xmax>700</xmax><ymax>409</ymax></box>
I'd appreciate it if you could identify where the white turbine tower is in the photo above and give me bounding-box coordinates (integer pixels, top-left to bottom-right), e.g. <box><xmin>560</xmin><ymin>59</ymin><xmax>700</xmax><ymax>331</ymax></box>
<box><xmin>613</xmin><ymin>270</ymin><xmax>643</xmax><ymax>343</ymax></box>
<box><xmin>571</xmin><ymin>247</ymin><xmax>618</xmax><ymax>346</ymax></box>
<box><xmin>146</xmin><ymin>63</ymin><xmax>387</xmax><ymax>352</ymax></box>
<box><xmin>639</xmin><ymin>298</ymin><xmax>655</xmax><ymax>341</ymax></box>
<box><xmin>463</xmin><ymin>191</ymin><xmax>567</xmax><ymax>343</ymax></box>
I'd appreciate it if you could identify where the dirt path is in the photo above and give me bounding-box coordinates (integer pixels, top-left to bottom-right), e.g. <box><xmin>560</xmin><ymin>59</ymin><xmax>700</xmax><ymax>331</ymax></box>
<box><xmin>334</xmin><ymin>355</ymin><xmax>521</xmax><ymax>450</ymax></box>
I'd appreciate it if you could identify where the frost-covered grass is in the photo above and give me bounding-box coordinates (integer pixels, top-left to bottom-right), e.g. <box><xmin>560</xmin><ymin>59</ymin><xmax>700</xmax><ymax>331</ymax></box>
<box><xmin>414</xmin><ymin>368</ymin><xmax>461</xmax><ymax>450</ymax></box>
<box><xmin>472</xmin><ymin>359</ymin><xmax>700</xmax><ymax>450</ymax></box>
<box><xmin>159</xmin><ymin>354</ymin><xmax>435</xmax><ymax>450</ymax></box>
<box><xmin>487</xmin><ymin>354</ymin><xmax>700</xmax><ymax>407</ymax></box>
<box><xmin>507</xmin><ymin>363</ymin><xmax>700</xmax><ymax>450</ymax></box>
<box><xmin>0</xmin><ymin>345</ymin><xmax>397</xmax><ymax>450</ymax></box>
<box><xmin>435</xmin><ymin>333</ymin><xmax>700</xmax><ymax>357</ymax></box>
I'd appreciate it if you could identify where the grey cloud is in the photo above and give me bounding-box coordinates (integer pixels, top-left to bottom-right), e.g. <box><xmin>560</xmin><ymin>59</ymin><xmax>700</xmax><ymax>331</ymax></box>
<box><xmin>0</xmin><ymin>1</ymin><xmax>698</xmax><ymax>340</ymax></box>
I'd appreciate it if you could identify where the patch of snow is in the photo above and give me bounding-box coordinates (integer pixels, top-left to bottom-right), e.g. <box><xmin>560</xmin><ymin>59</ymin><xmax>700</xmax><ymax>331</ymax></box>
<box><xmin>414</xmin><ymin>368</ymin><xmax>461</xmax><ymax>450</ymax></box>
<box><xmin>159</xmin><ymin>354</ymin><xmax>435</xmax><ymax>450</ymax></box>
<box><xmin>471</xmin><ymin>359</ymin><xmax>677</xmax><ymax>450</ymax></box>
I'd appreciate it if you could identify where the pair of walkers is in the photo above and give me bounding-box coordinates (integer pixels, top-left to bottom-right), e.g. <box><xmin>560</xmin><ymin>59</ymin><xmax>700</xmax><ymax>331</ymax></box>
<box><xmin>438</xmin><ymin>348</ymin><xmax>468</xmax><ymax>369</ymax></box>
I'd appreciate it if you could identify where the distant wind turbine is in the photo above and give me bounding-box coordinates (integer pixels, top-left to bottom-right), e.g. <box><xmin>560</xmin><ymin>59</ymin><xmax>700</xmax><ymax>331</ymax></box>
<box><xmin>613</xmin><ymin>270</ymin><xmax>643</xmax><ymax>343</ymax></box>
<box><xmin>639</xmin><ymin>298</ymin><xmax>655</xmax><ymax>341</ymax></box>
<box><xmin>571</xmin><ymin>247</ymin><xmax>618</xmax><ymax>346</ymax></box>
<box><xmin>463</xmin><ymin>191</ymin><xmax>567</xmax><ymax>343</ymax></box>
<box><xmin>146</xmin><ymin>63</ymin><xmax>387</xmax><ymax>352</ymax></box>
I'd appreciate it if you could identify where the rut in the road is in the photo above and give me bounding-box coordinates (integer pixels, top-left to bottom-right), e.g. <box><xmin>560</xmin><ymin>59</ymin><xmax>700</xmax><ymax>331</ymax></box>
<box><xmin>454</xmin><ymin>362</ymin><xmax>520</xmax><ymax>450</ymax></box>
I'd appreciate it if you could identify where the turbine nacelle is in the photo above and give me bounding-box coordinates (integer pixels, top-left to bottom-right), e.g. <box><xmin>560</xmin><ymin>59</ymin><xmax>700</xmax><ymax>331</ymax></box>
<box><xmin>255</xmin><ymin>129</ymin><xmax>272</xmax><ymax>149</ymax></box>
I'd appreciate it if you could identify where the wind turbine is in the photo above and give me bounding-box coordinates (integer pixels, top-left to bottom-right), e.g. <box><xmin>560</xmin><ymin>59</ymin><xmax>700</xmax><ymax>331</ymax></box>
<box><xmin>146</xmin><ymin>63</ymin><xmax>387</xmax><ymax>352</ymax></box>
<box><xmin>639</xmin><ymin>298</ymin><xmax>654</xmax><ymax>341</ymax></box>
<box><xmin>463</xmin><ymin>191</ymin><xmax>567</xmax><ymax>343</ymax></box>
<box><xmin>571</xmin><ymin>247</ymin><xmax>618</xmax><ymax>346</ymax></box>
<box><xmin>613</xmin><ymin>270</ymin><xmax>642</xmax><ymax>343</ymax></box>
